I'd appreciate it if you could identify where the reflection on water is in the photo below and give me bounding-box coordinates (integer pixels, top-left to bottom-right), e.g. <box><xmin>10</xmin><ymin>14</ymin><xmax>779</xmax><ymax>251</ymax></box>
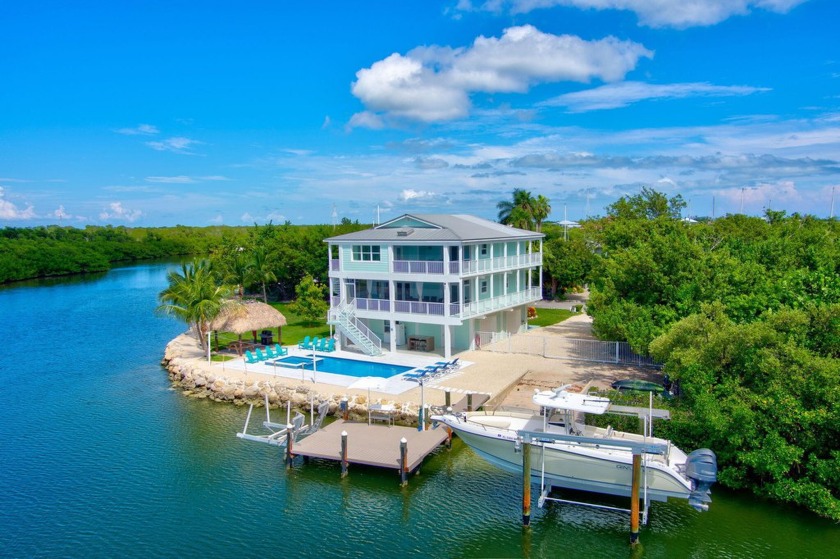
<box><xmin>0</xmin><ymin>262</ymin><xmax>838</xmax><ymax>558</ymax></box>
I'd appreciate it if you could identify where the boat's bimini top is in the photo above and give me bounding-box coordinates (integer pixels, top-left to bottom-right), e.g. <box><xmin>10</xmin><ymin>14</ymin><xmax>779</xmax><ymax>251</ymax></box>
<box><xmin>532</xmin><ymin>387</ymin><xmax>611</xmax><ymax>415</ymax></box>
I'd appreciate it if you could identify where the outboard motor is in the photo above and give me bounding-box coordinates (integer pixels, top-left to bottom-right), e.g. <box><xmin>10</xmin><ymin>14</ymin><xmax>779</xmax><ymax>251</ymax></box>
<box><xmin>685</xmin><ymin>448</ymin><xmax>718</xmax><ymax>512</ymax></box>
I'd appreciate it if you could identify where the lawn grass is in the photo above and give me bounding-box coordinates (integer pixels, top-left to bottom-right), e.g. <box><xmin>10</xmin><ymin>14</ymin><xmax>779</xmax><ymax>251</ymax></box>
<box><xmin>528</xmin><ymin>307</ymin><xmax>576</xmax><ymax>327</ymax></box>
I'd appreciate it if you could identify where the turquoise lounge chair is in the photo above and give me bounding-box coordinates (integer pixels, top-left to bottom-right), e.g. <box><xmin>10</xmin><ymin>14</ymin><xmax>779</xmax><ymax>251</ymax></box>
<box><xmin>265</xmin><ymin>345</ymin><xmax>279</xmax><ymax>359</ymax></box>
<box><xmin>255</xmin><ymin>347</ymin><xmax>269</xmax><ymax>361</ymax></box>
<box><xmin>273</xmin><ymin>343</ymin><xmax>288</xmax><ymax>357</ymax></box>
<box><xmin>304</xmin><ymin>336</ymin><xmax>320</xmax><ymax>351</ymax></box>
<box><xmin>244</xmin><ymin>350</ymin><xmax>260</xmax><ymax>364</ymax></box>
<box><xmin>298</xmin><ymin>336</ymin><xmax>311</xmax><ymax>349</ymax></box>
<box><xmin>315</xmin><ymin>337</ymin><xmax>328</xmax><ymax>352</ymax></box>
<box><xmin>325</xmin><ymin>338</ymin><xmax>335</xmax><ymax>352</ymax></box>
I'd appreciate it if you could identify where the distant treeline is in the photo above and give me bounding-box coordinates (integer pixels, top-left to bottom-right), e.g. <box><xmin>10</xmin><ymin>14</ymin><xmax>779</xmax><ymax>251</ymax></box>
<box><xmin>0</xmin><ymin>220</ymin><xmax>369</xmax><ymax>287</ymax></box>
<box><xmin>0</xmin><ymin>225</ymin><xmax>222</xmax><ymax>283</ymax></box>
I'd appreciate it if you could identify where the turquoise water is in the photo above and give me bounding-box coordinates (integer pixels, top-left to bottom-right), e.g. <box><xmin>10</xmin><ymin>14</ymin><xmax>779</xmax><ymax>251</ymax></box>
<box><xmin>272</xmin><ymin>355</ymin><xmax>413</xmax><ymax>378</ymax></box>
<box><xmin>1</xmin><ymin>262</ymin><xmax>838</xmax><ymax>558</ymax></box>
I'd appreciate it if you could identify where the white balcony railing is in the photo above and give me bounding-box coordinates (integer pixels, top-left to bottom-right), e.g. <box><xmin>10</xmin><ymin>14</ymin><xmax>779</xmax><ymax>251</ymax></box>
<box><xmin>330</xmin><ymin>259</ymin><xmax>340</xmax><ymax>271</ymax></box>
<box><xmin>394</xmin><ymin>300</ymin><xmax>445</xmax><ymax>316</ymax></box>
<box><xmin>337</xmin><ymin>287</ymin><xmax>540</xmax><ymax>319</ymax></box>
<box><xmin>393</xmin><ymin>260</ymin><xmax>444</xmax><ymax>274</ymax></box>
<box><xmin>354</xmin><ymin>297</ymin><xmax>391</xmax><ymax>312</ymax></box>
<box><xmin>460</xmin><ymin>253</ymin><xmax>542</xmax><ymax>276</ymax></box>
<box><xmin>459</xmin><ymin>287</ymin><xmax>542</xmax><ymax>319</ymax></box>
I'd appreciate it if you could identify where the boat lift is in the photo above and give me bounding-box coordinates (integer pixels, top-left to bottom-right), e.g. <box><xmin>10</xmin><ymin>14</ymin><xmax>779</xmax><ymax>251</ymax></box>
<box><xmin>237</xmin><ymin>393</ymin><xmax>330</xmax><ymax>447</ymax></box>
<box><xmin>517</xmin><ymin>392</ymin><xmax>669</xmax><ymax>543</ymax></box>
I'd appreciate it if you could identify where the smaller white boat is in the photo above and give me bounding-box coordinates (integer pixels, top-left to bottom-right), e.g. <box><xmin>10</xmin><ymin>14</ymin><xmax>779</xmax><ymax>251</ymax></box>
<box><xmin>431</xmin><ymin>386</ymin><xmax>717</xmax><ymax>512</ymax></box>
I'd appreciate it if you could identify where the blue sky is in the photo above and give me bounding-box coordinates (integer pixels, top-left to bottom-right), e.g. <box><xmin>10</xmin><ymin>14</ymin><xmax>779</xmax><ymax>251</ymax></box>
<box><xmin>1</xmin><ymin>0</ymin><xmax>838</xmax><ymax>227</ymax></box>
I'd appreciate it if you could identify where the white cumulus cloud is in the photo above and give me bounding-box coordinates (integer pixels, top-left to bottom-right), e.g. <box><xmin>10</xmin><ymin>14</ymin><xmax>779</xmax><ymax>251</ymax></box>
<box><xmin>350</xmin><ymin>25</ymin><xmax>651</xmax><ymax>126</ymax></box>
<box><xmin>465</xmin><ymin>0</ymin><xmax>808</xmax><ymax>28</ymax></box>
<box><xmin>399</xmin><ymin>189</ymin><xmax>437</xmax><ymax>201</ymax></box>
<box><xmin>544</xmin><ymin>81</ymin><xmax>770</xmax><ymax>112</ymax></box>
<box><xmin>99</xmin><ymin>202</ymin><xmax>142</xmax><ymax>222</ymax></box>
<box><xmin>0</xmin><ymin>186</ymin><xmax>36</xmax><ymax>220</ymax></box>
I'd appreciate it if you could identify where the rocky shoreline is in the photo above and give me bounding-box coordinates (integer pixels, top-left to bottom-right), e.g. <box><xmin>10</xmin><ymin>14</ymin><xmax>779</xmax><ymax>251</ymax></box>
<box><xmin>161</xmin><ymin>333</ymin><xmax>418</xmax><ymax>424</ymax></box>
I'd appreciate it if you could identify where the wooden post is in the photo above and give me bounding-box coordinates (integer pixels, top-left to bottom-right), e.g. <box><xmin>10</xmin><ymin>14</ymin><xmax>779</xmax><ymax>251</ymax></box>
<box><xmin>445</xmin><ymin>426</ymin><xmax>453</xmax><ymax>449</ymax></box>
<box><xmin>467</xmin><ymin>393</ymin><xmax>473</xmax><ymax>412</ymax></box>
<box><xmin>285</xmin><ymin>425</ymin><xmax>294</xmax><ymax>470</ymax></box>
<box><xmin>399</xmin><ymin>438</ymin><xmax>409</xmax><ymax>486</ymax></box>
<box><xmin>630</xmin><ymin>453</ymin><xmax>641</xmax><ymax>545</ymax></box>
<box><xmin>522</xmin><ymin>439</ymin><xmax>532</xmax><ymax>527</ymax></box>
<box><xmin>340</xmin><ymin>397</ymin><xmax>349</xmax><ymax>421</ymax></box>
<box><xmin>340</xmin><ymin>430</ymin><xmax>349</xmax><ymax>478</ymax></box>
<box><xmin>445</xmin><ymin>390</ymin><xmax>451</xmax><ymax>408</ymax></box>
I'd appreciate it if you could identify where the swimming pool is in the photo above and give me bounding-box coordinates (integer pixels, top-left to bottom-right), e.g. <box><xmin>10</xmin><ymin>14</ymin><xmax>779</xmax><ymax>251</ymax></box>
<box><xmin>269</xmin><ymin>355</ymin><xmax>414</xmax><ymax>378</ymax></box>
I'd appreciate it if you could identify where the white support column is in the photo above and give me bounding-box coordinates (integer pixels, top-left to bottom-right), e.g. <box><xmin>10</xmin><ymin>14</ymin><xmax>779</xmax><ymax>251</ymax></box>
<box><xmin>538</xmin><ymin>239</ymin><xmax>543</xmax><ymax>297</ymax></box>
<box><xmin>443</xmin><ymin>324</ymin><xmax>451</xmax><ymax>359</ymax></box>
<box><xmin>390</xmin><ymin>318</ymin><xmax>397</xmax><ymax>353</ymax></box>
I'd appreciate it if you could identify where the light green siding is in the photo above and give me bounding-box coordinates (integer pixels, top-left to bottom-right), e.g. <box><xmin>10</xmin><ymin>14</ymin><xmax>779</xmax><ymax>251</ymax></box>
<box><xmin>340</xmin><ymin>244</ymin><xmax>389</xmax><ymax>273</ymax></box>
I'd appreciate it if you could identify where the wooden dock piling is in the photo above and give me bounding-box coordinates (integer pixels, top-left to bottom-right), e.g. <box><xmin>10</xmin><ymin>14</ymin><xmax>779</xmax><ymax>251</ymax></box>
<box><xmin>399</xmin><ymin>438</ymin><xmax>409</xmax><ymax>486</ymax></box>
<box><xmin>630</xmin><ymin>453</ymin><xmax>641</xmax><ymax>545</ymax></box>
<box><xmin>340</xmin><ymin>431</ymin><xmax>349</xmax><ymax>478</ymax></box>
<box><xmin>522</xmin><ymin>440</ymin><xmax>531</xmax><ymax>527</ymax></box>
<box><xmin>285</xmin><ymin>426</ymin><xmax>294</xmax><ymax>469</ymax></box>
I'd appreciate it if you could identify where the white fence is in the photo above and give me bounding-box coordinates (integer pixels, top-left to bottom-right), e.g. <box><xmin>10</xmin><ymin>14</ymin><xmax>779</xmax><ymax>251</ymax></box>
<box><xmin>475</xmin><ymin>331</ymin><xmax>660</xmax><ymax>368</ymax></box>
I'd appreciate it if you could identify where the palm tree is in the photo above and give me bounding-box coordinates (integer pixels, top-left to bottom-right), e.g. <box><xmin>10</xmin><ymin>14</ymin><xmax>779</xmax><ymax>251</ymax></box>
<box><xmin>223</xmin><ymin>249</ymin><xmax>252</xmax><ymax>299</ymax></box>
<box><xmin>497</xmin><ymin>188</ymin><xmax>536</xmax><ymax>230</ymax></box>
<box><xmin>157</xmin><ymin>260</ymin><xmax>233</xmax><ymax>350</ymax></box>
<box><xmin>532</xmin><ymin>194</ymin><xmax>552</xmax><ymax>232</ymax></box>
<box><xmin>249</xmin><ymin>246</ymin><xmax>277</xmax><ymax>304</ymax></box>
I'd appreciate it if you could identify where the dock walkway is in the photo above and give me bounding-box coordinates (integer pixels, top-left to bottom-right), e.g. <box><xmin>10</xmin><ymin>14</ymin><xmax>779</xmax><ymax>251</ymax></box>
<box><xmin>293</xmin><ymin>420</ymin><xmax>448</xmax><ymax>472</ymax></box>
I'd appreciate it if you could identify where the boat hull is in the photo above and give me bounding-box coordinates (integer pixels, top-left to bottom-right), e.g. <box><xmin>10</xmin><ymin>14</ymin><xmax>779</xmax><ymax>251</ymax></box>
<box><xmin>438</xmin><ymin>415</ymin><xmax>693</xmax><ymax>503</ymax></box>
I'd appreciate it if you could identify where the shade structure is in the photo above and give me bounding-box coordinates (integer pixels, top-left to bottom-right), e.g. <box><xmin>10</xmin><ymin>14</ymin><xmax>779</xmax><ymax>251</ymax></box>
<box><xmin>209</xmin><ymin>299</ymin><xmax>287</xmax><ymax>335</ymax></box>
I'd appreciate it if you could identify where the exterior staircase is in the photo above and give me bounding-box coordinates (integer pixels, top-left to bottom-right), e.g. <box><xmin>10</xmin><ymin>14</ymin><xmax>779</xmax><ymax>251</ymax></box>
<box><xmin>328</xmin><ymin>301</ymin><xmax>383</xmax><ymax>356</ymax></box>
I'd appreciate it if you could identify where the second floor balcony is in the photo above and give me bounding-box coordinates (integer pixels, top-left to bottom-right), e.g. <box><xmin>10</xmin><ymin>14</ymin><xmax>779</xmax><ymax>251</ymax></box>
<box><xmin>330</xmin><ymin>286</ymin><xmax>541</xmax><ymax>321</ymax></box>
<box><xmin>331</xmin><ymin>252</ymin><xmax>542</xmax><ymax>277</ymax></box>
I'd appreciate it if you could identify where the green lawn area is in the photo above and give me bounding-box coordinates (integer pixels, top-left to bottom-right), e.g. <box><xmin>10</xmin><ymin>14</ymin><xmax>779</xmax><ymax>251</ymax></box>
<box><xmin>528</xmin><ymin>307</ymin><xmax>575</xmax><ymax>327</ymax></box>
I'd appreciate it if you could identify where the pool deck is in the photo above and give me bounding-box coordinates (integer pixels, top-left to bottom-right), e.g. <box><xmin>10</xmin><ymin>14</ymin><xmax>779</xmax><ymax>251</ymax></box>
<box><xmin>218</xmin><ymin>346</ymin><xmax>470</xmax><ymax>396</ymax></box>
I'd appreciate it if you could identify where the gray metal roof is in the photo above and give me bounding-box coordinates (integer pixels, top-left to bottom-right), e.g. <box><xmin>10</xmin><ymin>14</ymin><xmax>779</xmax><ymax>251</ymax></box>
<box><xmin>325</xmin><ymin>214</ymin><xmax>543</xmax><ymax>243</ymax></box>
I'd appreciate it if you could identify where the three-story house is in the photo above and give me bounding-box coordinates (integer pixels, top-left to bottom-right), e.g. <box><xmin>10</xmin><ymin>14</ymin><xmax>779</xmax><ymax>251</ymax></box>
<box><xmin>325</xmin><ymin>214</ymin><xmax>543</xmax><ymax>358</ymax></box>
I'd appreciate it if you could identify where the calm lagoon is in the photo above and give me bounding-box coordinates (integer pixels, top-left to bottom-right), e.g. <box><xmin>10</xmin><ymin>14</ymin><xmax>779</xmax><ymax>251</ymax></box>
<box><xmin>0</xmin><ymin>262</ymin><xmax>837</xmax><ymax>558</ymax></box>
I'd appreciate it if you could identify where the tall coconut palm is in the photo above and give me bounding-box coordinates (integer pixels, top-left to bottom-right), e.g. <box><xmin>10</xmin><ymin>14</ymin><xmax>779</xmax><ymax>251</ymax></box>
<box><xmin>221</xmin><ymin>249</ymin><xmax>251</xmax><ymax>299</ymax></box>
<box><xmin>532</xmin><ymin>194</ymin><xmax>552</xmax><ymax>232</ymax></box>
<box><xmin>497</xmin><ymin>188</ymin><xmax>536</xmax><ymax>230</ymax></box>
<box><xmin>157</xmin><ymin>260</ymin><xmax>233</xmax><ymax>350</ymax></box>
<box><xmin>249</xmin><ymin>246</ymin><xmax>277</xmax><ymax>304</ymax></box>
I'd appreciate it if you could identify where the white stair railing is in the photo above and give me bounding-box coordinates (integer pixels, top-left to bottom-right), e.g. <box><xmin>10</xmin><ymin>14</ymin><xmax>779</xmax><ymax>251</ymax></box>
<box><xmin>328</xmin><ymin>300</ymin><xmax>382</xmax><ymax>356</ymax></box>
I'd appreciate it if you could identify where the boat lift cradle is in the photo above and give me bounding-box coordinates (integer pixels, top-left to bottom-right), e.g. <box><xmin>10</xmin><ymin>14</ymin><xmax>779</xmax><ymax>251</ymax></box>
<box><xmin>518</xmin><ymin>391</ymin><xmax>669</xmax><ymax>526</ymax></box>
<box><xmin>237</xmin><ymin>393</ymin><xmax>330</xmax><ymax>447</ymax></box>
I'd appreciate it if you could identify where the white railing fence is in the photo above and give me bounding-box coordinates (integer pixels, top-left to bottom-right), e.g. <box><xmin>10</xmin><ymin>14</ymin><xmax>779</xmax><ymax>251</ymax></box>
<box><xmin>475</xmin><ymin>332</ymin><xmax>661</xmax><ymax>368</ymax></box>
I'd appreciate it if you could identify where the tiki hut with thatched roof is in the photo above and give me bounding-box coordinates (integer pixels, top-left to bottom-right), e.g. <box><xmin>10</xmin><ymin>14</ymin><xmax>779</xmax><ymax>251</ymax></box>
<box><xmin>209</xmin><ymin>299</ymin><xmax>287</xmax><ymax>354</ymax></box>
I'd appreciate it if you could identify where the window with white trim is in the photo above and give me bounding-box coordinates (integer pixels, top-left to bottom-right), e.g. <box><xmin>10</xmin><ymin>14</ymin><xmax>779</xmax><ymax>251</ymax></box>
<box><xmin>352</xmin><ymin>245</ymin><xmax>381</xmax><ymax>261</ymax></box>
